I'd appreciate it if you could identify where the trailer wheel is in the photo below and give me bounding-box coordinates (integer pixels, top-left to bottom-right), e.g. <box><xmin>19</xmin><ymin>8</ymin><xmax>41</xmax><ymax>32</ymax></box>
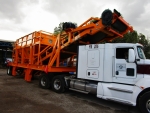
<box><xmin>39</xmin><ymin>74</ymin><xmax>50</xmax><ymax>89</ymax></box>
<box><xmin>7</xmin><ymin>66</ymin><xmax>12</xmax><ymax>75</ymax></box>
<box><xmin>139</xmin><ymin>91</ymin><xmax>150</xmax><ymax>113</ymax></box>
<box><xmin>52</xmin><ymin>75</ymin><xmax>65</xmax><ymax>93</ymax></box>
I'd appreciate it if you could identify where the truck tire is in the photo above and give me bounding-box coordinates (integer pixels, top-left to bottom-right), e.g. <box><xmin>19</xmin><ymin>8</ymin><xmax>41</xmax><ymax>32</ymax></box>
<box><xmin>39</xmin><ymin>74</ymin><xmax>50</xmax><ymax>89</ymax></box>
<box><xmin>52</xmin><ymin>75</ymin><xmax>65</xmax><ymax>93</ymax></box>
<box><xmin>7</xmin><ymin>66</ymin><xmax>12</xmax><ymax>75</ymax></box>
<box><xmin>139</xmin><ymin>91</ymin><xmax>150</xmax><ymax>113</ymax></box>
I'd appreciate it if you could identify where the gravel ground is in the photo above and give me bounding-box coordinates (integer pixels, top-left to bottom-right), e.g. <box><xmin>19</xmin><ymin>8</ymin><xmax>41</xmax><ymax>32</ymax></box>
<box><xmin>0</xmin><ymin>69</ymin><xmax>140</xmax><ymax>113</ymax></box>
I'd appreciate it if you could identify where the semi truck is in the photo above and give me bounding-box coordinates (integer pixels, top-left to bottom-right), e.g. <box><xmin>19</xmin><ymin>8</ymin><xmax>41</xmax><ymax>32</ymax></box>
<box><xmin>7</xmin><ymin>9</ymin><xmax>150</xmax><ymax>113</ymax></box>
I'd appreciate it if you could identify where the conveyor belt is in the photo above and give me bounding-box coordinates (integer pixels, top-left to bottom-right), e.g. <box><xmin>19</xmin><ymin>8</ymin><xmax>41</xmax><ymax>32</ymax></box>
<box><xmin>59</xmin><ymin>9</ymin><xmax>133</xmax><ymax>60</ymax></box>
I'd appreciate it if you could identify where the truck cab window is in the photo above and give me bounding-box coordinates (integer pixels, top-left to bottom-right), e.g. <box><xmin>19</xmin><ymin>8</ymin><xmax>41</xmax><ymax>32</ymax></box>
<box><xmin>116</xmin><ymin>48</ymin><xmax>130</xmax><ymax>59</ymax></box>
<box><xmin>137</xmin><ymin>46</ymin><xmax>146</xmax><ymax>59</ymax></box>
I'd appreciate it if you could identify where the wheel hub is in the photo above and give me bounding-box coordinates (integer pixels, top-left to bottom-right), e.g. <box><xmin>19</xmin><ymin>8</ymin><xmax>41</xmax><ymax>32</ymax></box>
<box><xmin>146</xmin><ymin>99</ymin><xmax>150</xmax><ymax>112</ymax></box>
<box><xmin>41</xmin><ymin>78</ymin><xmax>46</xmax><ymax>86</ymax></box>
<box><xmin>7</xmin><ymin>68</ymin><xmax>10</xmax><ymax>74</ymax></box>
<box><xmin>54</xmin><ymin>79</ymin><xmax>61</xmax><ymax>90</ymax></box>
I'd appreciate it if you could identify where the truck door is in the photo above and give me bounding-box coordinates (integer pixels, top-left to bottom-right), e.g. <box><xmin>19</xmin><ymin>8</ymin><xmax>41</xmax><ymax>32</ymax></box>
<box><xmin>113</xmin><ymin>47</ymin><xmax>137</xmax><ymax>84</ymax></box>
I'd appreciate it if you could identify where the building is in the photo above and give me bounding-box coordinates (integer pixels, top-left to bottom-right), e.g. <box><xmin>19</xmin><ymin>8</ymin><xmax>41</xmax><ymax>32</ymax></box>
<box><xmin>0</xmin><ymin>39</ymin><xmax>14</xmax><ymax>67</ymax></box>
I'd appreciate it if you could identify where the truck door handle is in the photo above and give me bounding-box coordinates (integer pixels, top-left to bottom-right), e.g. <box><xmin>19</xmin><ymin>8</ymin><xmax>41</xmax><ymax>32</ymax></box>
<box><xmin>116</xmin><ymin>71</ymin><xmax>119</xmax><ymax>75</ymax></box>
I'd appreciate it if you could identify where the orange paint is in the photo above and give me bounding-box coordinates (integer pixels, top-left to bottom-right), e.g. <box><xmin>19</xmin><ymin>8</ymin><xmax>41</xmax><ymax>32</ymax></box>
<box><xmin>8</xmin><ymin>10</ymin><xmax>133</xmax><ymax>82</ymax></box>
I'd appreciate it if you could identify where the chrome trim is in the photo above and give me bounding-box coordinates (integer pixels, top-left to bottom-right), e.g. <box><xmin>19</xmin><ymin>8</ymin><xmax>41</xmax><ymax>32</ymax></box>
<box><xmin>146</xmin><ymin>99</ymin><xmax>150</xmax><ymax>112</ymax></box>
<box><xmin>108</xmin><ymin>87</ymin><xmax>133</xmax><ymax>93</ymax></box>
<box><xmin>69</xmin><ymin>79</ymin><xmax>97</xmax><ymax>94</ymax></box>
<box><xmin>69</xmin><ymin>88</ymin><xmax>89</xmax><ymax>94</ymax></box>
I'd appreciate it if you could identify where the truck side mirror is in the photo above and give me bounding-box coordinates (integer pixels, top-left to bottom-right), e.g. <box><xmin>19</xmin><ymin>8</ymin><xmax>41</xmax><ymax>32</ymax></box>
<box><xmin>128</xmin><ymin>49</ymin><xmax>135</xmax><ymax>63</ymax></box>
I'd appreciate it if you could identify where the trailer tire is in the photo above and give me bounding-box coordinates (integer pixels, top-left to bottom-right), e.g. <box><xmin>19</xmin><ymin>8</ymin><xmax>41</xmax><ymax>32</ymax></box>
<box><xmin>138</xmin><ymin>91</ymin><xmax>150</xmax><ymax>113</ymax></box>
<box><xmin>39</xmin><ymin>74</ymin><xmax>50</xmax><ymax>89</ymax></box>
<box><xmin>7</xmin><ymin>66</ymin><xmax>12</xmax><ymax>75</ymax></box>
<box><xmin>52</xmin><ymin>75</ymin><xmax>65</xmax><ymax>93</ymax></box>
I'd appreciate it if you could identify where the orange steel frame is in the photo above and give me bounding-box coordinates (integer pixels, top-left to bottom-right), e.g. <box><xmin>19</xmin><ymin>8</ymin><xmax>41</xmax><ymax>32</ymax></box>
<box><xmin>9</xmin><ymin>11</ymin><xmax>133</xmax><ymax>82</ymax></box>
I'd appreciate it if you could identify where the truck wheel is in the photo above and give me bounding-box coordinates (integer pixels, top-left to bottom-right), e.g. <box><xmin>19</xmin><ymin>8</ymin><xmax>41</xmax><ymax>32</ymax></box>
<box><xmin>52</xmin><ymin>75</ymin><xmax>65</xmax><ymax>93</ymax></box>
<box><xmin>7</xmin><ymin>66</ymin><xmax>12</xmax><ymax>75</ymax></box>
<box><xmin>39</xmin><ymin>74</ymin><xmax>50</xmax><ymax>89</ymax></box>
<box><xmin>139</xmin><ymin>91</ymin><xmax>150</xmax><ymax>113</ymax></box>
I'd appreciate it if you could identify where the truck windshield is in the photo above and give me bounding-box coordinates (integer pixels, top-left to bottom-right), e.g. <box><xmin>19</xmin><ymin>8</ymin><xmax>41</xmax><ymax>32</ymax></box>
<box><xmin>137</xmin><ymin>46</ymin><xmax>146</xmax><ymax>59</ymax></box>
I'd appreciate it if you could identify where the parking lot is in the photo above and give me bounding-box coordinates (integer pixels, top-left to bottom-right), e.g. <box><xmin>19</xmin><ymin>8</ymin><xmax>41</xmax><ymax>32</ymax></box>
<box><xmin>0</xmin><ymin>69</ymin><xmax>140</xmax><ymax>113</ymax></box>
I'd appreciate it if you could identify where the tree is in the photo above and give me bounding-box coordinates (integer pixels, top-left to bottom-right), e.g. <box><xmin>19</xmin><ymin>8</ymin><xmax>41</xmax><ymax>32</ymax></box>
<box><xmin>53</xmin><ymin>22</ymin><xmax>77</xmax><ymax>36</ymax></box>
<box><xmin>138</xmin><ymin>33</ymin><xmax>148</xmax><ymax>46</ymax></box>
<box><xmin>112</xmin><ymin>30</ymin><xmax>138</xmax><ymax>43</ymax></box>
<box><xmin>138</xmin><ymin>33</ymin><xmax>150</xmax><ymax>59</ymax></box>
<box><xmin>112</xmin><ymin>30</ymin><xmax>150</xmax><ymax>59</ymax></box>
<box><xmin>53</xmin><ymin>23</ymin><xmax>63</xmax><ymax>35</ymax></box>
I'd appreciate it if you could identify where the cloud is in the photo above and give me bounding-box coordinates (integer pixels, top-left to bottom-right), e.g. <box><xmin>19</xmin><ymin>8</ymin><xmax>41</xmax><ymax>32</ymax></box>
<box><xmin>0</xmin><ymin>0</ymin><xmax>25</xmax><ymax>23</ymax></box>
<box><xmin>43</xmin><ymin>0</ymin><xmax>105</xmax><ymax>24</ymax></box>
<box><xmin>0</xmin><ymin>0</ymin><xmax>59</xmax><ymax>40</ymax></box>
<box><xmin>113</xmin><ymin>0</ymin><xmax>150</xmax><ymax>36</ymax></box>
<box><xmin>0</xmin><ymin>0</ymin><xmax>150</xmax><ymax>41</ymax></box>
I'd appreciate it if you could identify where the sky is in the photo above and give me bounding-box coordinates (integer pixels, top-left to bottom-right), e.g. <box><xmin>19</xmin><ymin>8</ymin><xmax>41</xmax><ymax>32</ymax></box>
<box><xmin>0</xmin><ymin>0</ymin><xmax>150</xmax><ymax>41</ymax></box>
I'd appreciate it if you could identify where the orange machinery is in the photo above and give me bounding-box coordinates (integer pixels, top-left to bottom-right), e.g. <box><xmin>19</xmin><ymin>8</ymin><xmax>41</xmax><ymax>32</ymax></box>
<box><xmin>8</xmin><ymin>9</ymin><xmax>133</xmax><ymax>82</ymax></box>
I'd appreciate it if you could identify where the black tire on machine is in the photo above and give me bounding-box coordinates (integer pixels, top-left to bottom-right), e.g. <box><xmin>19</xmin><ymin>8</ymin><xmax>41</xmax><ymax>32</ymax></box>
<box><xmin>101</xmin><ymin>9</ymin><xmax>113</xmax><ymax>26</ymax></box>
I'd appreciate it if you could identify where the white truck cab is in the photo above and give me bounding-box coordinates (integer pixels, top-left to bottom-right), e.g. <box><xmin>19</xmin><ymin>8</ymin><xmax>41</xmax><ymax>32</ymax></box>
<box><xmin>39</xmin><ymin>42</ymin><xmax>150</xmax><ymax>113</ymax></box>
<box><xmin>75</xmin><ymin>43</ymin><xmax>150</xmax><ymax>113</ymax></box>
